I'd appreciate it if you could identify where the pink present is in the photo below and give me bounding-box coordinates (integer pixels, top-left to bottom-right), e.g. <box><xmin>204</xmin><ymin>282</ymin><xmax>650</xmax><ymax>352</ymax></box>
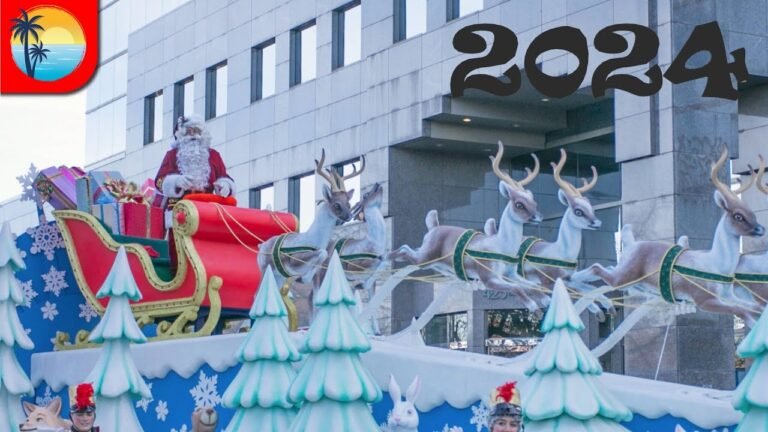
<box><xmin>34</xmin><ymin>166</ymin><xmax>86</xmax><ymax>210</ymax></box>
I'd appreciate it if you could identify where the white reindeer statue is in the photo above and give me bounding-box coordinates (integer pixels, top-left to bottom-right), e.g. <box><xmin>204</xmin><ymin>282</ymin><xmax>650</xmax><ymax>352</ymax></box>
<box><xmin>387</xmin><ymin>142</ymin><xmax>545</xmax><ymax>313</ymax></box>
<box><xmin>257</xmin><ymin>149</ymin><xmax>361</xmax><ymax>295</ymax></box>
<box><xmin>571</xmin><ymin>150</ymin><xmax>765</xmax><ymax>326</ymax></box>
<box><xmin>314</xmin><ymin>182</ymin><xmax>386</xmax><ymax>292</ymax></box>
<box><xmin>733</xmin><ymin>157</ymin><xmax>768</xmax><ymax>322</ymax></box>
<box><xmin>510</xmin><ymin>149</ymin><xmax>615</xmax><ymax>314</ymax></box>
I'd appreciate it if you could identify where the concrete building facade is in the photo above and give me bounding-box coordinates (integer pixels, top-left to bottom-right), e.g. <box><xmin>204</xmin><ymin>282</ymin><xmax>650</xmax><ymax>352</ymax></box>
<box><xmin>4</xmin><ymin>0</ymin><xmax>768</xmax><ymax>391</ymax></box>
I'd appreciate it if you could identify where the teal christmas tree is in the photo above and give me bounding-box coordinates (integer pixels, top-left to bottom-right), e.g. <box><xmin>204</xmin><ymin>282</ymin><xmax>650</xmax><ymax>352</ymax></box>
<box><xmin>288</xmin><ymin>251</ymin><xmax>382</xmax><ymax>431</ymax></box>
<box><xmin>222</xmin><ymin>266</ymin><xmax>301</xmax><ymax>431</ymax></box>
<box><xmin>0</xmin><ymin>222</ymin><xmax>34</xmax><ymax>432</ymax></box>
<box><xmin>85</xmin><ymin>246</ymin><xmax>151</xmax><ymax>432</ymax></box>
<box><xmin>732</xmin><ymin>304</ymin><xmax>768</xmax><ymax>430</ymax></box>
<box><xmin>522</xmin><ymin>279</ymin><xmax>632</xmax><ymax>431</ymax></box>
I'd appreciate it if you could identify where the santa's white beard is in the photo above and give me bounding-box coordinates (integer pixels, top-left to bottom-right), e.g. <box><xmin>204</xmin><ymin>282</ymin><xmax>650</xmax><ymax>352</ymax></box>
<box><xmin>176</xmin><ymin>135</ymin><xmax>212</xmax><ymax>191</ymax></box>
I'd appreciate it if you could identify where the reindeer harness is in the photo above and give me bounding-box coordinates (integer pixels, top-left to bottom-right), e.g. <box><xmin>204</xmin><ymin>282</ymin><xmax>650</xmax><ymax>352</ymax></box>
<box><xmin>452</xmin><ymin>231</ymin><xmax>577</xmax><ymax>282</ymax></box>
<box><xmin>659</xmin><ymin>245</ymin><xmax>735</xmax><ymax>303</ymax></box>
<box><xmin>333</xmin><ymin>239</ymin><xmax>380</xmax><ymax>263</ymax></box>
<box><xmin>272</xmin><ymin>234</ymin><xmax>318</xmax><ymax>278</ymax></box>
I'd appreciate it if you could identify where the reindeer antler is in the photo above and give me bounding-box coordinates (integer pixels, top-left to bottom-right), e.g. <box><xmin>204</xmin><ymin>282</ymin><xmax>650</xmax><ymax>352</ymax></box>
<box><xmin>490</xmin><ymin>141</ymin><xmax>539</xmax><ymax>190</ymax></box>
<box><xmin>315</xmin><ymin>149</ymin><xmax>365</xmax><ymax>193</ymax></box>
<box><xmin>550</xmin><ymin>149</ymin><xmax>598</xmax><ymax>197</ymax></box>
<box><xmin>711</xmin><ymin>149</ymin><xmax>732</xmax><ymax>198</ymax></box>
<box><xmin>711</xmin><ymin>149</ymin><xmax>759</xmax><ymax>197</ymax></box>
<box><xmin>315</xmin><ymin>149</ymin><xmax>343</xmax><ymax>192</ymax></box>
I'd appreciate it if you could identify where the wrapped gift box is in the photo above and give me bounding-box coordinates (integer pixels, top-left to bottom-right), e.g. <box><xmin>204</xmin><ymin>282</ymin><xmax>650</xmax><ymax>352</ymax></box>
<box><xmin>34</xmin><ymin>166</ymin><xmax>86</xmax><ymax>210</ymax></box>
<box><xmin>91</xmin><ymin>204</ymin><xmax>121</xmax><ymax>234</ymax></box>
<box><xmin>120</xmin><ymin>202</ymin><xmax>164</xmax><ymax>239</ymax></box>
<box><xmin>90</xmin><ymin>171</ymin><xmax>125</xmax><ymax>204</ymax></box>
<box><xmin>76</xmin><ymin>177</ymin><xmax>92</xmax><ymax>211</ymax></box>
<box><xmin>91</xmin><ymin>202</ymin><xmax>164</xmax><ymax>239</ymax></box>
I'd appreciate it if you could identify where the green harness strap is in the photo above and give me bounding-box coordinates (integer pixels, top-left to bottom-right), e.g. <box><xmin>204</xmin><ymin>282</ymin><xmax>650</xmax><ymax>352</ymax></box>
<box><xmin>453</xmin><ymin>230</ymin><xmax>479</xmax><ymax>281</ymax></box>
<box><xmin>273</xmin><ymin>234</ymin><xmax>318</xmax><ymax>279</ymax></box>
<box><xmin>659</xmin><ymin>245</ymin><xmax>734</xmax><ymax>303</ymax></box>
<box><xmin>514</xmin><ymin>237</ymin><xmax>579</xmax><ymax>278</ymax></box>
<box><xmin>735</xmin><ymin>272</ymin><xmax>768</xmax><ymax>284</ymax></box>
<box><xmin>333</xmin><ymin>239</ymin><xmax>380</xmax><ymax>262</ymax></box>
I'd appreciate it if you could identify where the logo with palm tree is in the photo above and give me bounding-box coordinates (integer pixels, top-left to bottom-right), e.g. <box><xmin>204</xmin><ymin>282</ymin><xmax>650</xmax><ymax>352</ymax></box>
<box><xmin>9</xmin><ymin>6</ymin><xmax>85</xmax><ymax>81</ymax></box>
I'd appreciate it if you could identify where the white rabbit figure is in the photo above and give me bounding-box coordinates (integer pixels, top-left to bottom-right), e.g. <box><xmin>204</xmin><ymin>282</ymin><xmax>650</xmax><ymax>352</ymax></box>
<box><xmin>386</xmin><ymin>374</ymin><xmax>421</xmax><ymax>432</ymax></box>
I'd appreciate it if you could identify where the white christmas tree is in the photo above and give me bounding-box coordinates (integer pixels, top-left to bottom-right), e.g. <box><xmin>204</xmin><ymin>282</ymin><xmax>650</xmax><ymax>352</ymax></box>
<box><xmin>733</xmin><ymin>304</ymin><xmax>768</xmax><ymax>430</ymax></box>
<box><xmin>85</xmin><ymin>246</ymin><xmax>151</xmax><ymax>432</ymax></box>
<box><xmin>522</xmin><ymin>279</ymin><xmax>632</xmax><ymax>431</ymax></box>
<box><xmin>287</xmin><ymin>251</ymin><xmax>382</xmax><ymax>431</ymax></box>
<box><xmin>222</xmin><ymin>266</ymin><xmax>301</xmax><ymax>431</ymax></box>
<box><xmin>0</xmin><ymin>222</ymin><xmax>34</xmax><ymax>432</ymax></box>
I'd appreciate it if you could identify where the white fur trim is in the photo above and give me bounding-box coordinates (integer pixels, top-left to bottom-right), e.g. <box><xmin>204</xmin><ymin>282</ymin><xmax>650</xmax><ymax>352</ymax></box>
<box><xmin>161</xmin><ymin>174</ymin><xmax>185</xmax><ymax>198</ymax></box>
<box><xmin>214</xmin><ymin>177</ymin><xmax>236</xmax><ymax>197</ymax></box>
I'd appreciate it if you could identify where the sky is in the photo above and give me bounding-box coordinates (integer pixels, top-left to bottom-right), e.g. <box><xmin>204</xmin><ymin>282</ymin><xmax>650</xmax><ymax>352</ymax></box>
<box><xmin>0</xmin><ymin>92</ymin><xmax>86</xmax><ymax>202</ymax></box>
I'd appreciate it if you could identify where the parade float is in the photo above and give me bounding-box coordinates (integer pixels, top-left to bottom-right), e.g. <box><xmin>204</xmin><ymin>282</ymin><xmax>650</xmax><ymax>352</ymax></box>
<box><xmin>5</xmin><ymin>119</ymin><xmax>768</xmax><ymax>431</ymax></box>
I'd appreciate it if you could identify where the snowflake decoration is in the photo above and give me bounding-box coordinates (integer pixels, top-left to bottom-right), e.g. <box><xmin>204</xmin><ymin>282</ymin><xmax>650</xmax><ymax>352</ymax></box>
<box><xmin>136</xmin><ymin>383</ymin><xmax>154</xmax><ymax>412</ymax></box>
<box><xmin>469</xmin><ymin>400</ymin><xmax>490</xmax><ymax>432</ymax></box>
<box><xmin>78</xmin><ymin>302</ymin><xmax>98</xmax><ymax>323</ymax></box>
<box><xmin>190</xmin><ymin>371</ymin><xmax>222</xmax><ymax>409</ymax></box>
<box><xmin>25</xmin><ymin>328</ymin><xmax>31</xmax><ymax>335</ymax></box>
<box><xmin>438</xmin><ymin>427</ymin><xmax>464</xmax><ymax>432</ymax></box>
<box><xmin>35</xmin><ymin>386</ymin><xmax>54</xmax><ymax>407</ymax></box>
<box><xmin>171</xmin><ymin>425</ymin><xmax>188</xmax><ymax>432</ymax></box>
<box><xmin>41</xmin><ymin>301</ymin><xmax>58</xmax><ymax>321</ymax></box>
<box><xmin>19</xmin><ymin>279</ymin><xmax>37</xmax><ymax>307</ymax></box>
<box><xmin>27</xmin><ymin>223</ymin><xmax>64</xmax><ymax>261</ymax></box>
<box><xmin>155</xmin><ymin>399</ymin><xmax>168</xmax><ymax>421</ymax></box>
<box><xmin>42</xmin><ymin>266</ymin><xmax>68</xmax><ymax>297</ymax></box>
<box><xmin>16</xmin><ymin>163</ymin><xmax>39</xmax><ymax>203</ymax></box>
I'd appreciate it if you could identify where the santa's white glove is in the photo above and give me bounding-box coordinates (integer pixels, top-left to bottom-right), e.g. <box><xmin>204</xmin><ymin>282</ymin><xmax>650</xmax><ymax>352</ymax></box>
<box><xmin>214</xmin><ymin>178</ymin><xmax>235</xmax><ymax>197</ymax></box>
<box><xmin>161</xmin><ymin>174</ymin><xmax>186</xmax><ymax>198</ymax></box>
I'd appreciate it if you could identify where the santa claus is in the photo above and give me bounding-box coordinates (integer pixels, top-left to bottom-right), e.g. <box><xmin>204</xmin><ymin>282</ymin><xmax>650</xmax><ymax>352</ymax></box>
<box><xmin>155</xmin><ymin>115</ymin><xmax>235</xmax><ymax>205</ymax></box>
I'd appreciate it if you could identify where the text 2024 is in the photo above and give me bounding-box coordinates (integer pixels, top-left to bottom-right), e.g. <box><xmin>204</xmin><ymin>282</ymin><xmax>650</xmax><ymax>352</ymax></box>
<box><xmin>451</xmin><ymin>21</ymin><xmax>748</xmax><ymax>101</ymax></box>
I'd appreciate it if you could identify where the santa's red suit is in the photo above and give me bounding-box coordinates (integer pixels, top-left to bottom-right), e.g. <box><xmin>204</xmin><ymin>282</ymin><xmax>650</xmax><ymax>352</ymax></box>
<box><xmin>155</xmin><ymin>115</ymin><xmax>235</xmax><ymax>271</ymax></box>
<box><xmin>155</xmin><ymin>147</ymin><xmax>231</xmax><ymax>196</ymax></box>
<box><xmin>154</xmin><ymin>115</ymin><xmax>235</xmax><ymax>203</ymax></box>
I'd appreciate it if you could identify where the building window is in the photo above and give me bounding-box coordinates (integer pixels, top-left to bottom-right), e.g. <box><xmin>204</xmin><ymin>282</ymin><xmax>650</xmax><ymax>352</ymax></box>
<box><xmin>251</xmin><ymin>39</ymin><xmax>276</xmax><ymax>102</ymax></box>
<box><xmin>485</xmin><ymin>309</ymin><xmax>542</xmax><ymax>358</ymax></box>
<box><xmin>447</xmin><ymin>0</ymin><xmax>482</xmax><ymax>21</ymax></box>
<box><xmin>249</xmin><ymin>184</ymin><xmax>275</xmax><ymax>210</ymax></box>
<box><xmin>143</xmin><ymin>90</ymin><xmax>163</xmax><ymax>145</ymax></box>
<box><xmin>205</xmin><ymin>61</ymin><xmax>227</xmax><ymax>120</ymax></box>
<box><xmin>289</xmin><ymin>173</ymin><xmax>316</xmax><ymax>232</ymax></box>
<box><xmin>332</xmin><ymin>2</ymin><xmax>361</xmax><ymax>70</ymax></box>
<box><xmin>333</xmin><ymin>159</ymin><xmax>363</xmax><ymax>204</ymax></box>
<box><xmin>422</xmin><ymin>312</ymin><xmax>468</xmax><ymax>350</ymax></box>
<box><xmin>290</xmin><ymin>21</ymin><xmax>317</xmax><ymax>87</ymax></box>
<box><xmin>173</xmin><ymin>76</ymin><xmax>194</xmax><ymax>123</ymax></box>
<box><xmin>394</xmin><ymin>0</ymin><xmax>427</xmax><ymax>42</ymax></box>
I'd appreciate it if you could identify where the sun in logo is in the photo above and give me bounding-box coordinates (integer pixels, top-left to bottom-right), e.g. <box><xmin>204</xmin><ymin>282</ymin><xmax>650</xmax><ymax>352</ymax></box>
<box><xmin>9</xmin><ymin>6</ymin><xmax>86</xmax><ymax>81</ymax></box>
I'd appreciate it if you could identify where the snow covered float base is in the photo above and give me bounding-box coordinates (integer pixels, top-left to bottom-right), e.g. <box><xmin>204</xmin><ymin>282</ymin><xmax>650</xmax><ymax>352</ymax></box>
<box><xmin>30</xmin><ymin>334</ymin><xmax>737</xmax><ymax>432</ymax></box>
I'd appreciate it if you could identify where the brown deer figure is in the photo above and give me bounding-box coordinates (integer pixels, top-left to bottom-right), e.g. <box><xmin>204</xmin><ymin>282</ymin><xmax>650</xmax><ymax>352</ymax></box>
<box><xmin>388</xmin><ymin>142</ymin><xmax>545</xmax><ymax>312</ymax></box>
<box><xmin>258</xmin><ymin>150</ymin><xmax>361</xmax><ymax>289</ymax></box>
<box><xmin>571</xmin><ymin>150</ymin><xmax>765</xmax><ymax>325</ymax></box>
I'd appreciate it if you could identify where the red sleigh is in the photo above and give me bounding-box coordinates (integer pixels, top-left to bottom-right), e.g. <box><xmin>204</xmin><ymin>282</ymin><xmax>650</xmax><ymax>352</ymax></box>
<box><xmin>53</xmin><ymin>200</ymin><xmax>298</xmax><ymax>349</ymax></box>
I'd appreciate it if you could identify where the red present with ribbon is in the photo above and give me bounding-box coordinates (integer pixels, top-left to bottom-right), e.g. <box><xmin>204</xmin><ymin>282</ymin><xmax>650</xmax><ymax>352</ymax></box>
<box><xmin>120</xmin><ymin>202</ymin><xmax>164</xmax><ymax>239</ymax></box>
<box><xmin>95</xmin><ymin>179</ymin><xmax>164</xmax><ymax>239</ymax></box>
<box><xmin>34</xmin><ymin>166</ymin><xmax>86</xmax><ymax>210</ymax></box>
